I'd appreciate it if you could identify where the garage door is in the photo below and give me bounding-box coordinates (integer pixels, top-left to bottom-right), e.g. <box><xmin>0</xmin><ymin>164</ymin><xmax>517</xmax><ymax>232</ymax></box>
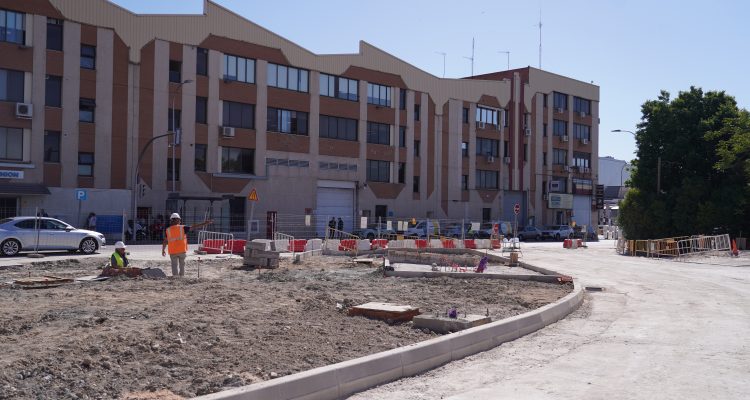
<box><xmin>572</xmin><ymin>195</ymin><xmax>592</xmax><ymax>228</ymax></box>
<box><xmin>315</xmin><ymin>187</ymin><xmax>354</xmax><ymax>237</ymax></box>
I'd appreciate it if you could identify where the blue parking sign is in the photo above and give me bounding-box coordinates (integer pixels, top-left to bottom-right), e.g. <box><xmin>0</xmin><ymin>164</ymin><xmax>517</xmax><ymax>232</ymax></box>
<box><xmin>75</xmin><ymin>189</ymin><xmax>87</xmax><ymax>201</ymax></box>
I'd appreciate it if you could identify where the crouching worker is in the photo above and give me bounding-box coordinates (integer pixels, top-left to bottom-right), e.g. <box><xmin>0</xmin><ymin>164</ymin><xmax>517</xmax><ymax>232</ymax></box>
<box><xmin>161</xmin><ymin>213</ymin><xmax>213</xmax><ymax>277</ymax></box>
<box><xmin>111</xmin><ymin>241</ymin><xmax>129</xmax><ymax>268</ymax></box>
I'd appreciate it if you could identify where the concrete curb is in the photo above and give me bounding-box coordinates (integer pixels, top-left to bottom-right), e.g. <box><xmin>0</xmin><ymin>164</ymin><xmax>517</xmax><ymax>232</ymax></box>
<box><xmin>384</xmin><ymin>269</ymin><xmax>562</xmax><ymax>283</ymax></box>
<box><xmin>194</xmin><ymin>270</ymin><xmax>583</xmax><ymax>400</ymax></box>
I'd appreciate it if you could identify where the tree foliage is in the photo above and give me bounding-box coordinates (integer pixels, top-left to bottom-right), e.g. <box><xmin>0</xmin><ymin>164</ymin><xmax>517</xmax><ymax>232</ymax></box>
<box><xmin>619</xmin><ymin>87</ymin><xmax>750</xmax><ymax>239</ymax></box>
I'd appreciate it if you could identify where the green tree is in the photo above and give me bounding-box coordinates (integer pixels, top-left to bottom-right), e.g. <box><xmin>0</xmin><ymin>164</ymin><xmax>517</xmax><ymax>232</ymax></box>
<box><xmin>619</xmin><ymin>87</ymin><xmax>750</xmax><ymax>239</ymax></box>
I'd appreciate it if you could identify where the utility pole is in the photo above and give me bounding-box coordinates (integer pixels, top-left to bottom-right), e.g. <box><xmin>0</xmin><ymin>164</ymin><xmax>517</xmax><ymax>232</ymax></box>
<box><xmin>463</xmin><ymin>37</ymin><xmax>475</xmax><ymax>76</ymax></box>
<box><xmin>536</xmin><ymin>8</ymin><xmax>542</xmax><ymax>69</ymax></box>
<box><xmin>435</xmin><ymin>51</ymin><xmax>446</xmax><ymax>78</ymax></box>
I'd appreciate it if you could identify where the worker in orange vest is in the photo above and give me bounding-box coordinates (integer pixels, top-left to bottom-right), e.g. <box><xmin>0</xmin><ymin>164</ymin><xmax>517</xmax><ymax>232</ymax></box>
<box><xmin>161</xmin><ymin>213</ymin><xmax>213</xmax><ymax>277</ymax></box>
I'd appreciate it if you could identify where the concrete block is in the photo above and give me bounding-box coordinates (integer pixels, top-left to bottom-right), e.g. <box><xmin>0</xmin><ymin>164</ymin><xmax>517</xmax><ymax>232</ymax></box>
<box><xmin>335</xmin><ymin>351</ymin><xmax>404</xmax><ymax>398</ymax></box>
<box><xmin>475</xmin><ymin>239</ymin><xmax>491</xmax><ymax>249</ymax></box>
<box><xmin>413</xmin><ymin>314</ymin><xmax>490</xmax><ymax>334</ymax></box>
<box><xmin>324</xmin><ymin>239</ymin><xmax>339</xmax><ymax>250</ymax></box>
<box><xmin>357</xmin><ymin>240</ymin><xmax>371</xmax><ymax>251</ymax></box>
<box><xmin>515</xmin><ymin>312</ymin><xmax>545</xmax><ymax>336</ymax></box>
<box><xmin>454</xmin><ymin>240</ymin><xmax>465</xmax><ymax>249</ymax></box>
<box><xmin>486</xmin><ymin>317</ymin><xmax>521</xmax><ymax>345</ymax></box>
<box><xmin>304</xmin><ymin>238</ymin><xmax>323</xmax><ymax>251</ymax></box>
<box><xmin>400</xmin><ymin>338</ymin><xmax>453</xmax><ymax>377</ymax></box>
<box><xmin>248</xmin><ymin>239</ymin><xmax>272</xmax><ymax>251</ymax></box>
<box><xmin>275</xmin><ymin>368</ymin><xmax>340</xmax><ymax>400</ymax></box>
<box><xmin>403</xmin><ymin>240</ymin><xmax>416</xmax><ymax>249</ymax></box>
<box><xmin>449</xmin><ymin>326</ymin><xmax>496</xmax><ymax>360</ymax></box>
<box><xmin>272</xmin><ymin>239</ymin><xmax>289</xmax><ymax>252</ymax></box>
<box><xmin>429</xmin><ymin>239</ymin><xmax>443</xmax><ymax>248</ymax></box>
<box><xmin>388</xmin><ymin>240</ymin><xmax>404</xmax><ymax>248</ymax></box>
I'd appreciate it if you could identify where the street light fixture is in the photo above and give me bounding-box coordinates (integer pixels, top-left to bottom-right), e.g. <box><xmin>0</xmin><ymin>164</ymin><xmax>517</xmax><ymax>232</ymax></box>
<box><xmin>612</xmin><ymin>128</ymin><xmax>662</xmax><ymax>194</ymax></box>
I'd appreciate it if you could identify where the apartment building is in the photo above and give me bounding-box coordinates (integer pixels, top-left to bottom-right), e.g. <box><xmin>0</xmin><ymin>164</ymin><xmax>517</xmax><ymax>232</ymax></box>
<box><xmin>0</xmin><ymin>0</ymin><xmax>599</xmax><ymax>236</ymax></box>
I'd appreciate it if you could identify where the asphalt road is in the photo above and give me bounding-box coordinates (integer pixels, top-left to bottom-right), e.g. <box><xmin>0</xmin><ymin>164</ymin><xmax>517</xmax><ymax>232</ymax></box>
<box><xmin>349</xmin><ymin>241</ymin><xmax>750</xmax><ymax>400</ymax></box>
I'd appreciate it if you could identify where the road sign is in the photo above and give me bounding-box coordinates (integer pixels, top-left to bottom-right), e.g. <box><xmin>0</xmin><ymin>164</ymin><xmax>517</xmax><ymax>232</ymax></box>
<box><xmin>513</xmin><ymin>203</ymin><xmax>521</xmax><ymax>215</ymax></box>
<box><xmin>247</xmin><ymin>188</ymin><xmax>259</xmax><ymax>202</ymax></box>
<box><xmin>75</xmin><ymin>189</ymin><xmax>87</xmax><ymax>201</ymax></box>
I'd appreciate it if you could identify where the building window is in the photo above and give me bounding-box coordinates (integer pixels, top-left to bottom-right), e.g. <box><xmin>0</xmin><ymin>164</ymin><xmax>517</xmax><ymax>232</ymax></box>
<box><xmin>196</xmin><ymin>96</ymin><xmax>207</xmax><ymax>124</ymax></box>
<box><xmin>543</xmin><ymin>151</ymin><xmax>547</xmax><ymax>166</ymax></box>
<box><xmin>44</xmin><ymin>131</ymin><xmax>60</xmax><ymax>162</ymax></box>
<box><xmin>414</xmin><ymin>104</ymin><xmax>420</xmax><ymax>121</ymax></box>
<box><xmin>553</xmin><ymin>119</ymin><xmax>567</xmax><ymax>137</ymax></box>
<box><xmin>167</xmin><ymin>109</ymin><xmax>181</xmax><ymax>132</ymax></box>
<box><xmin>366</xmin><ymin>121</ymin><xmax>390</xmax><ymax>145</ymax></box>
<box><xmin>46</xmin><ymin>18</ymin><xmax>62</xmax><ymax>51</ymax></box>
<box><xmin>0</xmin><ymin>127</ymin><xmax>22</xmax><ymax>161</ymax></box>
<box><xmin>169</xmin><ymin>60</ymin><xmax>182</xmax><ymax>83</ymax></box>
<box><xmin>223</xmin><ymin>54</ymin><xmax>255</xmax><ymax>84</ymax></box>
<box><xmin>572</xmin><ymin>178</ymin><xmax>593</xmax><ymax>195</ymax></box>
<box><xmin>366</xmin><ymin>159</ymin><xmax>390</xmax><ymax>182</ymax></box>
<box><xmin>543</xmin><ymin>93</ymin><xmax>548</xmax><ymax>108</ymax></box>
<box><xmin>80</xmin><ymin>45</ymin><xmax>96</xmax><ymax>70</ymax></box>
<box><xmin>553</xmin><ymin>149</ymin><xmax>567</xmax><ymax>165</ymax></box>
<box><xmin>503</xmin><ymin>141</ymin><xmax>509</xmax><ymax>157</ymax></box>
<box><xmin>553</xmin><ymin>92</ymin><xmax>568</xmax><ymax>110</ymax></box>
<box><xmin>267</xmin><ymin>107</ymin><xmax>308</xmax><ymax>135</ymax></box>
<box><xmin>573</xmin><ymin>152</ymin><xmax>591</xmax><ymax>169</ymax></box>
<box><xmin>574</xmin><ymin>97</ymin><xmax>591</xmax><ymax>115</ymax></box>
<box><xmin>476</xmin><ymin>106</ymin><xmax>499</xmax><ymax>129</ymax></box>
<box><xmin>167</xmin><ymin>158</ymin><xmax>180</xmax><ymax>181</ymax></box>
<box><xmin>398</xmin><ymin>162</ymin><xmax>405</xmax><ymax>184</ymax></box>
<box><xmin>222</xmin><ymin>101</ymin><xmax>254</xmax><ymax>129</ymax></box>
<box><xmin>573</xmin><ymin>123</ymin><xmax>591</xmax><ymax>140</ymax></box>
<box><xmin>78</xmin><ymin>152</ymin><xmax>94</xmax><ymax>176</ymax></box>
<box><xmin>414</xmin><ymin>140</ymin><xmax>420</xmax><ymax>157</ymax></box>
<box><xmin>319</xmin><ymin>73</ymin><xmax>357</xmax><ymax>101</ymax></box>
<box><xmin>398</xmin><ymin>126</ymin><xmax>406</xmax><ymax>147</ymax></box>
<box><xmin>320</xmin><ymin>115</ymin><xmax>357</xmax><ymax>141</ymax></box>
<box><xmin>45</xmin><ymin>75</ymin><xmax>62</xmax><ymax>107</ymax></box>
<box><xmin>543</xmin><ymin>123</ymin><xmax>548</xmax><ymax>137</ymax></box>
<box><xmin>476</xmin><ymin>138</ymin><xmax>499</xmax><ymax>157</ymax></box>
<box><xmin>503</xmin><ymin>109</ymin><xmax>509</xmax><ymax>127</ymax></box>
<box><xmin>462</xmin><ymin>174</ymin><xmax>468</xmax><ymax>190</ymax></box>
<box><xmin>476</xmin><ymin>170</ymin><xmax>498</xmax><ymax>189</ymax></box>
<box><xmin>267</xmin><ymin>63</ymin><xmax>308</xmax><ymax>92</ymax></box>
<box><xmin>462</xmin><ymin>141</ymin><xmax>468</xmax><ymax>157</ymax></box>
<box><xmin>367</xmin><ymin>82</ymin><xmax>391</xmax><ymax>107</ymax></box>
<box><xmin>79</xmin><ymin>98</ymin><xmax>95</xmax><ymax>123</ymax></box>
<box><xmin>462</xmin><ymin>107</ymin><xmax>469</xmax><ymax>124</ymax></box>
<box><xmin>0</xmin><ymin>9</ymin><xmax>25</xmax><ymax>44</ymax></box>
<box><xmin>399</xmin><ymin>88</ymin><xmax>406</xmax><ymax>110</ymax></box>
<box><xmin>0</xmin><ymin>68</ymin><xmax>24</xmax><ymax>102</ymax></box>
<box><xmin>413</xmin><ymin>176</ymin><xmax>420</xmax><ymax>193</ymax></box>
<box><xmin>196</xmin><ymin>47</ymin><xmax>208</xmax><ymax>76</ymax></box>
<box><xmin>221</xmin><ymin>147</ymin><xmax>254</xmax><ymax>174</ymax></box>
<box><xmin>194</xmin><ymin>144</ymin><xmax>206</xmax><ymax>172</ymax></box>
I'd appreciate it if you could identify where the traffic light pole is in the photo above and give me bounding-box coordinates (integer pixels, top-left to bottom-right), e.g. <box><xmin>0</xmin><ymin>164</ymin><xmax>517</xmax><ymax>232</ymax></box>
<box><xmin>132</xmin><ymin>132</ymin><xmax>174</xmax><ymax>243</ymax></box>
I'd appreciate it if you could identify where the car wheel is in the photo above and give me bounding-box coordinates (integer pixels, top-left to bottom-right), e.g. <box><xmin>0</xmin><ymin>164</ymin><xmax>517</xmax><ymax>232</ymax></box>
<box><xmin>1</xmin><ymin>239</ymin><xmax>21</xmax><ymax>256</ymax></box>
<box><xmin>536</xmin><ymin>235</ymin><xmax>541</xmax><ymax>241</ymax></box>
<box><xmin>555</xmin><ymin>233</ymin><xmax>560</xmax><ymax>241</ymax></box>
<box><xmin>79</xmin><ymin>237</ymin><xmax>99</xmax><ymax>254</ymax></box>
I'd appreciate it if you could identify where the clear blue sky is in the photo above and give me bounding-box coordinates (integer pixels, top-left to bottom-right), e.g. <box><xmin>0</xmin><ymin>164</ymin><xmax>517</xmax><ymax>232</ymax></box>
<box><xmin>110</xmin><ymin>0</ymin><xmax>750</xmax><ymax>162</ymax></box>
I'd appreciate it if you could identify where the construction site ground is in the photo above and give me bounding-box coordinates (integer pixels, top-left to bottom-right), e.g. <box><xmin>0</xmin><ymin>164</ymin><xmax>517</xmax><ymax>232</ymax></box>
<box><xmin>0</xmin><ymin>246</ymin><xmax>571</xmax><ymax>399</ymax></box>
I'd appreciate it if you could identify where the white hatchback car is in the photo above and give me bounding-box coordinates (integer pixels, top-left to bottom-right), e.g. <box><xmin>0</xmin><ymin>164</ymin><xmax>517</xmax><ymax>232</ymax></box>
<box><xmin>0</xmin><ymin>217</ymin><xmax>106</xmax><ymax>256</ymax></box>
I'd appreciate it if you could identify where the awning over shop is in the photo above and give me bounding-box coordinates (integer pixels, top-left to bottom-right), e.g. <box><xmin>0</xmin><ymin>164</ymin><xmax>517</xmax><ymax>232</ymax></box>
<box><xmin>0</xmin><ymin>183</ymin><xmax>51</xmax><ymax>196</ymax></box>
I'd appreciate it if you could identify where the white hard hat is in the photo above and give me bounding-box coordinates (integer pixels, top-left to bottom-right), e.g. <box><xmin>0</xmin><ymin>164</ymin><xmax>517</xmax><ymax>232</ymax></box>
<box><xmin>114</xmin><ymin>241</ymin><xmax>126</xmax><ymax>249</ymax></box>
<box><xmin>170</xmin><ymin>213</ymin><xmax>181</xmax><ymax>220</ymax></box>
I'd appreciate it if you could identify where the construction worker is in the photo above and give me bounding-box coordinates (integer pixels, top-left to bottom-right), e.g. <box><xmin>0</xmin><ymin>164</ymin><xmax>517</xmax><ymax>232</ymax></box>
<box><xmin>161</xmin><ymin>213</ymin><xmax>213</xmax><ymax>277</ymax></box>
<box><xmin>111</xmin><ymin>241</ymin><xmax>129</xmax><ymax>268</ymax></box>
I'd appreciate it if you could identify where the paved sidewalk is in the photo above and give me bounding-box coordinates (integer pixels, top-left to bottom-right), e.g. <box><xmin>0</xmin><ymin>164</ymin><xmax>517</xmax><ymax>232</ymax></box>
<box><xmin>350</xmin><ymin>241</ymin><xmax>750</xmax><ymax>400</ymax></box>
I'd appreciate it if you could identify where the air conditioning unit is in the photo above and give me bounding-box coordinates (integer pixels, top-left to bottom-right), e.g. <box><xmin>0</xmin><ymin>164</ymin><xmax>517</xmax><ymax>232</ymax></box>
<box><xmin>549</xmin><ymin>181</ymin><xmax>562</xmax><ymax>192</ymax></box>
<box><xmin>486</xmin><ymin>155</ymin><xmax>495</xmax><ymax>163</ymax></box>
<box><xmin>562</xmin><ymin>135</ymin><xmax>569</xmax><ymax>142</ymax></box>
<box><xmin>504</xmin><ymin>156</ymin><xmax>511</xmax><ymax>164</ymax></box>
<box><xmin>556</xmin><ymin>107</ymin><xmax>564</xmax><ymax>114</ymax></box>
<box><xmin>221</xmin><ymin>126</ymin><xmax>235</xmax><ymax>137</ymax></box>
<box><xmin>579</xmin><ymin>111</ymin><xmax>587</xmax><ymax>117</ymax></box>
<box><xmin>15</xmin><ymin>103</ymin><xmax>32</xmax><ymax>119</ymax></box>
<box><xmin>582</xmin><ymin>138</ymin><xmax>589</xmax><ymax>145</ymax></box>
<box><xmin>524</xmin><ymin>128</ymin><xmax>531</xmax><ymax>136</ymax></box>
<box><xmin>564</xmin><ymin>165</ymin><xmax>570</xmax><ymax>172</ymax></box>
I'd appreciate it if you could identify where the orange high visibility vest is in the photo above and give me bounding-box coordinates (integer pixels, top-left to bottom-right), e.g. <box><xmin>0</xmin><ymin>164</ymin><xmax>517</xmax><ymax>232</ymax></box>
<box><xmin>166</xmin><ymin>225</ymin><xmax>188</xmax><ymax>254</ymax></box>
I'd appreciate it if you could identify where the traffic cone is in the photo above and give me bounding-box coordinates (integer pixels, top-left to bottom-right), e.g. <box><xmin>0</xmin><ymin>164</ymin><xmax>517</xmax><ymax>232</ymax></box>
<box><xmin>731</xmin><ymin>239</ymin><xmax>739</xmax><ymax>256</ymax></box>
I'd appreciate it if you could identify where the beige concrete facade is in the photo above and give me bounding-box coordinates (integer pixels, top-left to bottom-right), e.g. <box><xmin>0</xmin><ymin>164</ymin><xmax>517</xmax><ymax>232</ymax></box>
<box><xmin>0</xmin><ymin>0</ymin><xmax>599</xmax><ymax>233</ymax></box>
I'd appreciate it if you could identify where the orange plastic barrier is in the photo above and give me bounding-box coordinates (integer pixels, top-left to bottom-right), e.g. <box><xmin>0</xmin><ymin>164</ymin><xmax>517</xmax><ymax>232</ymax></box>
<box><xmin>441</xmin><ymin>239</ymin><xmax>455</xmax><ymax>249</ymax></box>
<box><xmin>563</xmin><ymin>239</ymin><xmax>571</xmax><ymax>248</ymax></box>
<box><xmin>371</xmin><ymin>239</ymin><xmax>388</xmax><ymax>249</ymax></box>
<box><xmin>201</xmin><ymin>239</ymin><xmax>229</xmax><ymax>254</ymax></box>
<box><xmin>290</xmin><ymin>239</ymin><xmax>307</xmax><ymax>252</ymax></box>
<box><xmin>491</xmin><ymin>239</ymin><xmax>501</xmax><ymax>249</ymax></box>
<box><xmin>229</xmin><ymin>239</ymin><xmax>246</xmax><ymax>254</ymax></box>
<box><xmin>339</xmin><ymin>239</ymin><xmax>357</xmax><ymax>251</ymax></box>
<box><xmin>464</xmin><ymin>239</ymin><xmax>476</xmax><ymax>249</ymax></box>
<box><xmin>415</xmin><ymin>239</ymin><xmax>428</xmax><ymax>249</ymax></box>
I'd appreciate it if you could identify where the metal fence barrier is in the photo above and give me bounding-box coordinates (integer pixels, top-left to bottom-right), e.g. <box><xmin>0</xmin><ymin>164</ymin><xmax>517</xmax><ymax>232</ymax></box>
<box><xmin>197</xmin><ymin>230</ymin><xmax>234</xmax><ymax>255</ymax></box>
<box><xmin>618</xmin><ymin>234</ymin><xmax>732</xmax><ymax>259</ymax></box>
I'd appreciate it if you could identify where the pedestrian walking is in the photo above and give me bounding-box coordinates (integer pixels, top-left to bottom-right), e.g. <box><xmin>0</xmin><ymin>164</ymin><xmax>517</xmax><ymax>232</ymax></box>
<box><xmin>337</xmin><ymin>217</ymin><xmax>344</xmax><ymax>238</ymax></box>
<box><xmin>86</xmin><ymin>212</ymin><xmax>97</xmax><ymax>230</ymax></box>
<box><xmin>161</xmin><ymin>213</ymin><xmax>213</xmax><ymax>277</ymax></box>
<box><xmin>328</xmin><ymin>217</ymin><xmax>336</xmax><ymax>238</ymax></box>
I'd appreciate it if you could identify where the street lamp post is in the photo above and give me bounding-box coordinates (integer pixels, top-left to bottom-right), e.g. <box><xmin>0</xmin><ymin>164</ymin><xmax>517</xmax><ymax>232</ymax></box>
<box><xmin>612</xmin><ymin>129</ymin><xmax>661</xmax><ymax>194</ymax></box>
<box><xmin>435</xmin><ymin>51</ymin><xmax>446</xmax><ymax>78</ymax></box>
<box><xmin>171</xmin><ymin>79</ymin><xmax>193</xmax><ymax>193</ymax></box>
<box><xmin>132</xmin><ymin>132</ymin><xmax>175</xmax><ymax>243</ymax></box>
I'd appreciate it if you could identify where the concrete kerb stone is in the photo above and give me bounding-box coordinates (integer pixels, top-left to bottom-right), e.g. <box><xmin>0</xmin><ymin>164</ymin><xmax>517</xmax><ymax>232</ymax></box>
<box><xmin>385</xmin><ymin>269</ymin><xmax>561</xmax><ymax>283</ymax></box>
<box><xmin>194</xmin><ymin>271</ymin><xmax>584</xmax><ymax>400</ymax></box>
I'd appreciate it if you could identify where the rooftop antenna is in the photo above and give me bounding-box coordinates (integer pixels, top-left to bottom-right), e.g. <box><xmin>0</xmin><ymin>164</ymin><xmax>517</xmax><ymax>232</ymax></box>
<box><xmin>498</xmin><ymin>51</ymin><xmax>510</xmax><ymax>70</ymax></box>
<box><xmin>536</xmin><ymin>6</ymin><xmax>542</xmax><ymax>69</ymax></box>
<box><xmin>435</xmin><ymin>51</ymin><xmax>447</xmax><ymax>78</ymax></box>
<box><xmin>463</xmin><ymin>37</ymin><xmax>475</xmax><ymax>76</ymax></box>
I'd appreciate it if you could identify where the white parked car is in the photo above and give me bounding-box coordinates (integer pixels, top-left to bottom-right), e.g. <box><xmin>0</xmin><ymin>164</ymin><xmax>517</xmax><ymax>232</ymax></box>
<box><xmin>541</xmin><ymin>225</ymin><xmax>574</xmax><ymax>241</ymax></box>
<box><xmin>0</xmin><ymin>217</ymin><xmax>106</xmax><ymax>256</ymax></box>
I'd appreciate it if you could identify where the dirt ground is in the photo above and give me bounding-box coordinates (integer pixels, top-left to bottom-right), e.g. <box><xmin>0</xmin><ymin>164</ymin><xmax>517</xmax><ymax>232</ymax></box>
<box><xmin>0</xmin><ymin>255</ymin><xmax>571</xmax><ymax>399</ymax></box>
